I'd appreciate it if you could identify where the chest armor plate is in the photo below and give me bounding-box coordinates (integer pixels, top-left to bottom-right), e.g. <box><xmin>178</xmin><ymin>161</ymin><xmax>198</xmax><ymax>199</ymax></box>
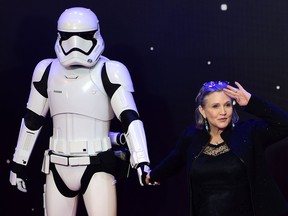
<box><xmin>47</xmin><ymin>60</ymin><xmax>114</xmax><ymax>120</ymax></box>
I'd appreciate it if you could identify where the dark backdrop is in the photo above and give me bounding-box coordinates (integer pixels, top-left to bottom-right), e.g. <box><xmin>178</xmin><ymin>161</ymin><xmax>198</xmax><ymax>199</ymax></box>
<box><xmin>1</xmin><ymin>0</ymin><xmax>288</xmax><ymax>215</ymax></box>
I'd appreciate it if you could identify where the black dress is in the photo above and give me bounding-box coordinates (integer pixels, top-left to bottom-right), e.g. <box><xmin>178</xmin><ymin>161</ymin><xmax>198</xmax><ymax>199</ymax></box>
<box><xmin>190</xmin><ymin>142</ymin><xmax>254</xmax><ymax>216</ymax></box>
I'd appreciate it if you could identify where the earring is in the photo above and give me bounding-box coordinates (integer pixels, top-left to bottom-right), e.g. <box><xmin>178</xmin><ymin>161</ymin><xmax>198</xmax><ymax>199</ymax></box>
<box><xmin>232</xmin><ymin>122</ymin><xmax>235</xmax><ymax>128</ymax></box>
<box><xmin>204</xmin><ymin>118</ymin><xmax>209</xmax><ymax>131</ymax></box>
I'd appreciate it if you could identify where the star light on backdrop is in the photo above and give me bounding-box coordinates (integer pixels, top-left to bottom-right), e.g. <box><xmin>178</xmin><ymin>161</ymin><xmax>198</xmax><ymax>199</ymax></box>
<box><xmin>221</xmin><ymin>4</ymin><xmax>228</xmax><ymax>11</ymax></box>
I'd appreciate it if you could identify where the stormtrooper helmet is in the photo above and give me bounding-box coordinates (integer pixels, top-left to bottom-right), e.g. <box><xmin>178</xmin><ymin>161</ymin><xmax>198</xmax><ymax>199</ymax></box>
<box><xmin>54</xmin><ymin>7</ymin><xmax>105</xmax><ymax>67</ymax></box>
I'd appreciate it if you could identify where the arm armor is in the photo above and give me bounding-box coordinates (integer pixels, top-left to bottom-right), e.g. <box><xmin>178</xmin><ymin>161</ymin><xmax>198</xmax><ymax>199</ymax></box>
<box><xmin>101</xmin><ymin>60</ymin><xmax>150</xmax><ymax>168</ymax></box>
<box><xmin>12</xmin><ymin>59</ymin><xmax>52</xmax><ymax>165</ymax></box>
<box><xmin>13</xmin><ymin>117</ymin><xmax>42</xmax><ymax>165</ymax></box>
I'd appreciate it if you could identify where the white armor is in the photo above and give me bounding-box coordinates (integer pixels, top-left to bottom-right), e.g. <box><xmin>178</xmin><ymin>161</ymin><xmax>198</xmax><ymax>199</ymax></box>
<box><xmin>10</xmin><ymin>7</ymin><xmax>150</xmax><ymax>216</ymax></box>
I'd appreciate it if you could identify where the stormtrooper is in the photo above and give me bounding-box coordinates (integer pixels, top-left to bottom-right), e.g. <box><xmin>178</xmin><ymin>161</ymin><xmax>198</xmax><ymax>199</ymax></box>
<box><xmin>10</xmin><ymin>7</ymin><xmax>150</xmax><ymax>216</ymax></box>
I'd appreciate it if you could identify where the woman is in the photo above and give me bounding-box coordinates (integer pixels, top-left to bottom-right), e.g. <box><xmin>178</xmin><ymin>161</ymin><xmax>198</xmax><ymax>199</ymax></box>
<box><xmin>147</xmin><ymin>81</ymin><xmax>288</xmax><ymax>216</ymax></box>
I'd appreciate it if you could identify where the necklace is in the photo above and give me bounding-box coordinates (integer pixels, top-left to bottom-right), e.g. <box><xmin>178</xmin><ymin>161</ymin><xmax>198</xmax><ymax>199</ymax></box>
<box><xmin>210</xmin><ymin>141</ymin><xmax>225</xmax><ymax>146</ymax></box>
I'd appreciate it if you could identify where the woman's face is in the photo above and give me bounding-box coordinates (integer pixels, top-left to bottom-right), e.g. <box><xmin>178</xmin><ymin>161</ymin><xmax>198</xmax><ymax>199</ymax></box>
<box><xmin>199</xmin><ymin>91</ymin><xmax>233</xmax><ymax>132</ymax></box>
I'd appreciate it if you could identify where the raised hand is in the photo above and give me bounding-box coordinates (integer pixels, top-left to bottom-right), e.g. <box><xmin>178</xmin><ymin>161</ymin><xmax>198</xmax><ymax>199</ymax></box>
<box><xmin>224</xmin><ymin>81</ymin><xmax>251</xmax><ymax>106</ymax></box>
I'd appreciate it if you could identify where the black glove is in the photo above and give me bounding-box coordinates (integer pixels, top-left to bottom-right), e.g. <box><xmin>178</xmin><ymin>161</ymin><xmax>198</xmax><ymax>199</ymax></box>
<box><xmin>136</xmin><ymin>162</ymin><xmax>150</xmax><ymax>186</ymax></box>
<box><xmin>9</xmin><ymin>161</ymin><xmax>28</xmax><ymax>192</ymax></box>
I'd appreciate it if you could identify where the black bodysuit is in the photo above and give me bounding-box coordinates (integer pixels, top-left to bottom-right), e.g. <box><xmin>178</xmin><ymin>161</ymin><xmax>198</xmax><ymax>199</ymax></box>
<box><xmin>191</xmin><ymin>142</ymin><xmax>254</xmax><ymax>216</ymax></box>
